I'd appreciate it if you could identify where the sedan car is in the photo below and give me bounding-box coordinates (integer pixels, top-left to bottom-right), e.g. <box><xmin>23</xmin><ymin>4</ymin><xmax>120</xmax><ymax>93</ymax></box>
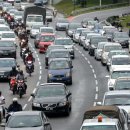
<box><xmin>55</xmin><ymin>18</ymin><xmax>69</xmax><ymax>31</ymax></box>
<box><xmin>39</xmin><ymin>27</ymin><xmax>55</xmax><ymax>34</ymax></box>
<box><xmin>47</xmin><ymin>58</ymin><xmax>73</xmax><ymax>85</ymax></box>
<box><xmin>0</xmin><ymin>40</ymin><xmax>16</xmax><ymax>58</ymax></box>
<box><xmin>5</xmin><ymin>111</ymin><xmax>52</xmax><ymax>130</ymax></box>
<box><xmin>54</xmin><ymin>37</ymin><xmax>75</xmax><ymax>59</ymax></box>
<box><xmin>31</xmin><ymin>83</ymin><xmax>72</xmax><ymax>115</ymax></box>
<box><xmin>46</xmin><ymin>11</ymin><xmax>53</xmax><ymax>22</ymax></box>
<box><xmin>0</xmin><ymin>25</ymin><xmax>10</xmax><ymax>37</ymax></box>
<box><xmin>0</xmin><ymin>58</ymin><xmax>16</xmax><ymax>79</ymax></box>
<box><xmin>112</xmin><ymin>31</ymin><xmax>130</xmax><ymax>48</ymax></box>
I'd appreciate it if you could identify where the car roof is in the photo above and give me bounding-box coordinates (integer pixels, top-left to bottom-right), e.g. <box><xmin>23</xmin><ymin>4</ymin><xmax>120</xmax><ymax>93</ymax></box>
<box><xmin>27</xmin><ymin>14</ymin><xmax>42</xmax><ymax>16</ymax></box>
<box><xmin>109</xmin><ymin>50</ymin><xmax>128</xmax><ymax>53</ymax></box>
<box><xmin>112</xmin><ymin>67</ymin><xmax>130</xmax><ymax>72</ymax></box>
<box><xmin>112</xmin><ymin>55</ymin><xmax>130</xmax><ymax>58</ymax></box>
<box><xmin>0</xmin><ymin>58</ymin><xmax>15</xmax><ymax>60</ymax></box>
<box><xmin>40</xmin><ymin>83</ymin><xmax>65</xmax><ymax>86</ymax></box>
<box><xmin>12</xmin><ymin>111</ymin><xmax>41</xmax><ymax>116</ymax></box>
<box><xmin>104</xmin><ymin>42</ymin><xmax>121</xmax><ymax>46</ymax></box>
<box><xmin>1</xmin><ymin>31</ymin><xmax>15</xmax><ymax>34</ymax></box>
<box><xmin>116</xmin><ymin>77</ymin><xmax>130</xmax><ymax>81</ymax></box>
<box><xmin>105</xmin><ymin>90</ymin><xmax>130</xmax><ymax>96</ymax></box>
<box><xmin>41</xmin><ymin>33</ymin><xmax>55</xmax><ymax>36</ymax></box>
<box><xmin>40</xmin><ymin>27</ymin><xmax>54</xmax><ymax>29</ymax></box>
<box><xmin>55</xmin><ymin>37</ymin><xmax>71</xmax><ymax>40</ymax></box>
<box><xmin>50</xmin><ymin>49</ymin><xmax>69</xmax><ymax>52</ymax></box>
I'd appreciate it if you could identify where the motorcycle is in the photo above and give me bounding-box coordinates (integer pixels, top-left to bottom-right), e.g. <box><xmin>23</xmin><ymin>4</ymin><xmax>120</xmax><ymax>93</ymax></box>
<box><xmin>10</xmin><ymin>77</ymin><xmax>17</xmax><ymax>95</ymax></box>
<box><xmin>17</xmin><ymin>80</ymin><xmax>26</xmax><ymax>98</ymax></box>
<box><xmin>26</xmin><ymin>60</ymin><xmax>34</xmax><ymax>76</ymax></box>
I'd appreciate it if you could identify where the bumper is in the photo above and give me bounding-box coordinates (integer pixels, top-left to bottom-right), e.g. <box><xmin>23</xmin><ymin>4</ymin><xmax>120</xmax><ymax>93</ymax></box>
<box><xmin>120</xmin><ymin>42</ymin><xmax>129</xmax><ymax>48</ymax></box>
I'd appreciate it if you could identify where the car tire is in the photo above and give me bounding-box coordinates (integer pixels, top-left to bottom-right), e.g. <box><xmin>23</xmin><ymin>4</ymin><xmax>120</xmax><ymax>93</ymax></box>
<box><xmin>65</xmin><ymin>107</ymin><xmax>70</xmax><ymax>116</ymax></box>
<box><xmin>69</xmin><ymin>78</ymin><xmax>72</xmax><ymax>85</ymax></box>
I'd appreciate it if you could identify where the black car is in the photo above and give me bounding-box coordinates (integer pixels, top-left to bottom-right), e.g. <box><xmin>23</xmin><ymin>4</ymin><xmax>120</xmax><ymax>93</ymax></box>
<box><xmin>0</xmin><ymin>58</ymin><xmax>16</xmax><ymax>79</ymax></box>
<box><xmin>31</xmin><ymin>83</ymin><xmax>72</xmax><ymax>116</ymax></box>
<box><xmin>88</xmin><ymin>36</ymin><xmax>108</xmax><ymax>56</ymax></box>
<box><xmin>0</xmin><ymin>40</ymin><xmax>17</xmax><ymax>59</ymax></box>
<box><xmin>112</xmin><ymin>32</ymin><xmax>130</xmax><ymax>48</ymax></box>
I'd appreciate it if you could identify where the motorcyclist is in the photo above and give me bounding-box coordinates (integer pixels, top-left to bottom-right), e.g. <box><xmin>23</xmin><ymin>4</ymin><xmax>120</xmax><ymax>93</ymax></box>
<box><xmin>25</xmin><ymin>51</ymin><xmax>35</xmax><ymax>72</ymax></box>
<box><xmin>16</xmin><ymin>70</ymin><xmax>27</xmax><ymax>93</ymax></box>
<box><xmin>0</xmin><ymin>91</ymin><xmax>5</xmax><ymax>105</ymax></box>
<box><xmin>6</xmin><ymin>98</ymin><xmax>22</xmax><ymax>122</ymax></box>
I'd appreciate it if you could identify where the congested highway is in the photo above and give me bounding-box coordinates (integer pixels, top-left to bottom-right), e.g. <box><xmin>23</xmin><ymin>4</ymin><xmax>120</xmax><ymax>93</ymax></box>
<box><xmin>1</xmin><ymin>2</ymin><xmax>130</xmax><ymax>130</ymax></box>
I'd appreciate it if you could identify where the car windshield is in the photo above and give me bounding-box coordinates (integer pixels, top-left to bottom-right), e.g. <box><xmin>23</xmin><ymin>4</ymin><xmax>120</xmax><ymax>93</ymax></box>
<box><xmin>40</xmin><ymin>35</ymin><xmax>55</xmax><ymax>42</ymax></box>
<box><xmin>49</xmin><ymin>60</ymin><xmax>69</xmax><ymax>70</ymax></box>
<box><xmin>8</xmin><ymin>115</ymin><xmax>42</xmax><ymax>128</ymax></box>
<box><xmin>27</xmin><ymin>16</ymin><xmax>43</xmax><ymax>22</ymax></box>
<box><xmin>50</xmin><ymin>51</ymin><xmax>69</xmax><ymax>58</ymax></box>
<box><xmin>2</xmin><ymin>33</ymin><xmax>15</xmax><ymax>38</ymax></box>
<box><xmin>108</xmin><ymin>51</ymin><xmax>129</xmax><ymax>59</ymax></box>
<box><xmin>81</xmin><ymin>125</ymin><xmax>117</xmax><ymax>130</ymax></box>
<box><xmin>87</xmin><ymin>34</ymin><xmax>100</xmax><ymax>39</ymax></box>
<box><xmin>104</xmin><ymin>95</ymin><xmax>130</xmax><ymax>105</ymax></box>
<box><xmin>0</xmin><ymin>41</ymin><xmax>14</xmax><ymax>47</ymax></box>
<box><xmin>40</xmin><ymin>28</ymin><xmax>53</xmax><ymax>33</ymax></box>
<box><xmin>0</xmin><ymin>20</ymin><xmax>4</xmax><ymax>24</ymax></box>
<box><xmin>55</xmin><ymin>39</ymin><xmax>73</xmax><ymax>45</ymax></box>
<box><xmin>32</xmin><ymin>25</ymin><xmax>41</xmax><ymax>29</ymax></box>
<box><xmin>0</xmin><ymin>27</ymin><xmax>10</xmax><ymax>31</ymax></box>
<box><xmin>111</xmin><ymin>71</ymin><xmax>130</xmax><ymax>79</ymax></box>
<box><xmin>36</xmin><ymin>86</ymin><xmax>65</xmax><ymax>98</ymax></box>
<box><xmin>14</xmin><ymin>11</ymin><xmax>23</xmax><ymax>16</ymax></box>
<box><xmin>98</xmin><ymin>43</ymin><xmax>106</xmax><ymax>49</ymax></box>
<box><xmin>112</xmin><ymin>58</ymin><xmax>130</xmax><ymax>65</ymax></box>
<box><xmin>104</xmin><ymin>45</ymin><xmax>122</xmax><ymax>52</ymax></box>
<box><xmin>46</xmin><ymin>12</ymin><xmax>52</xmax><ymax>16</ymax></box>
<box><xmin>91</xmin><ymin>37</ymin><xmax>107</xmax><ymax>46</ymax></box>
<box><xmin>115</xmin><ymin>80</ymin><xmax>130</xmax><ymax>90</ymax></box>
<box><xmin>114</xmin><ymin>32</ymin><xmax>129</xmax><ymax>38</ymax></box>
<box><xmin>0</xmin><ymin>59</ymin><xmax>15</xmax><ymax>67</ymax></box>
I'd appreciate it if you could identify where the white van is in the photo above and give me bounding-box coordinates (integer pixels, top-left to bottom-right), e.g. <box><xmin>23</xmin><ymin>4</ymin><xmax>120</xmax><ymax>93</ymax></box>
<box><xmin>14</xmin><ymin>0</ymin><xmax>21</xmax><ymax>10</ymax></box>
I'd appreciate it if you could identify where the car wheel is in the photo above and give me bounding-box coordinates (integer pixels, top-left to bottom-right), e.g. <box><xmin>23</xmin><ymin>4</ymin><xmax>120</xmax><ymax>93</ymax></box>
<box><xmin>69</xmin><ymin>78</ymin><xmax>72</xmax><ymax>85</ymax></box>
<box><xmin>65</xmin><ymin>107</ymin><xmax>70</xmax><ymax>116</ymax></box>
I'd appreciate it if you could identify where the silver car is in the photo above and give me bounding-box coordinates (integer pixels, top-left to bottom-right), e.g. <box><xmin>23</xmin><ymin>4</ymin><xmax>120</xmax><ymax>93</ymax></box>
<box><xmin>3</xmin><ymin>111</ymin><xmax>52</xmax><ymax>130</ymax></box>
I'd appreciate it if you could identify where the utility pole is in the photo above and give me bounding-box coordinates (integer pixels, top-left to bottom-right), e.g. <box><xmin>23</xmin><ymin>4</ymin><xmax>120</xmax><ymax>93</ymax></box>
<box><xmin>100</xmin><ymin>0</ymin><xmax>102</xmax><ymax>9</ymax></box>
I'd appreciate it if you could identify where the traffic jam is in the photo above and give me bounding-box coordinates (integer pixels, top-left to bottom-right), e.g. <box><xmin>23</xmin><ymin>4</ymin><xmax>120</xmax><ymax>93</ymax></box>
<box><xmin>0</xmin><ymin>1</ymin><xmax>130</xmax><ymax>130</ymax></box>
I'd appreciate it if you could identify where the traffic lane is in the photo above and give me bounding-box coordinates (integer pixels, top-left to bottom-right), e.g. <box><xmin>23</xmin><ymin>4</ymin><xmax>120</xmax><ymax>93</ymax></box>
<box><xmin>74</xmin><ymin>44</ymin><xmax>109</xmax><ymax>102</ymax></box>
<box><xmin>25</xmin><ymin>45</ymin><xmax>98</xmax><ymax>130</ymax></box>
<box><xmin>0</xmin><ymin>40</ymin><xmax>40</xmax><ymax>110</ymax></box>
<box><xmin>72</xmin><ymin>6</ymin><xmax>130</xmax><ymax>22</ymax></box>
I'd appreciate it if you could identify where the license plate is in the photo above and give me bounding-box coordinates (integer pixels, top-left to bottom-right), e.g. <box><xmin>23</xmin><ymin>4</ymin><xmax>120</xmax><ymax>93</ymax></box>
<box><xmin>46</xmin><ymin>107</ymin><xmax>53</xmax><ymax>110</ymax></box>
<box><xmin>57</xmin><ymin>78</ymin><xmax>62</xmax><ymax>80</ymax></box>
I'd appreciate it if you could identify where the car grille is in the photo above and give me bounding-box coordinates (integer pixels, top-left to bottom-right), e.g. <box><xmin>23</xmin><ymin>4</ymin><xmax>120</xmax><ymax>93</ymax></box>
<box><xmin>54</xmin><ymin>75</ymin><xmax>64</xmax><ymax>78</ymax></box>
<box><xmin>42</xmin><ymin>103</ymin><xmax>57</xmax><ymax>108</ymax></box>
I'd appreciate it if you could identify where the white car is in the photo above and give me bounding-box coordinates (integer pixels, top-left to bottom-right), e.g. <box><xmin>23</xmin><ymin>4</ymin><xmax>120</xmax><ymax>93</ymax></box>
<box><xmin>94</xmin><ymin>42</ymin><xmax>107</xmax><ymax>60</ymax></box>
<box><xmin>107</xmin><ymin>67</ymin><xmax>130</xmax><ymax>91</ymax></box>
<box><xmin>1</xmin><ymin>31</ymin><xmax>16</xmax><ymax>42</ymax></box>
<box><xmin>109</xmin><ymin>55</ymin><xmax>130</xmax><ymax>72</ymax></box>
<box><xmin>0</xmin><ymin>19</ymin><xmax>7</xmax><ymax>25</ymax></box>
<box><xmin>39</xmin><ymin>27</ymin><xmax>55</xmax><ymax>34</ymax></box>
<box><xmin>46</xmin><ymin>11</ymin><xmax>53</xmax><ymax>22</ymax></box>
<box><xmin>106</xmin><ymin>50</ymin><xmax>129</xmax><ymax>69</ymax></box>
<box><xmin>0</xmin><ymin>25</ymin><xmax>10</xmax><ymax>37</ymax></box>
<box><xmin>101</xmin><ymin>42</ymin><xmax>122</xmax><ymax>65</ymax></box>
<box><xmin>99</xmin><ymin>90</ymin><xmax>130</xmax><ymax>122</ymax></box>
<box><xmin>14</xmin><ymin>11</ymin><xmax>23</xmax><ymax>21</ymax></box>
<box><xmin>83</xmin><ymin>33</ymin><xmax>101</xmax><ymax>50</ymax></box>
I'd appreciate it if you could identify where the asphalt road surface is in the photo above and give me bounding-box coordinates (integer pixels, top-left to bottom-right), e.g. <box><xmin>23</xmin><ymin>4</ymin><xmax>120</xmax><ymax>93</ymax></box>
<box><xmin>1</xmin><ymin>6</ymin><xmax>130</xmax><ymax>130</ymax></box>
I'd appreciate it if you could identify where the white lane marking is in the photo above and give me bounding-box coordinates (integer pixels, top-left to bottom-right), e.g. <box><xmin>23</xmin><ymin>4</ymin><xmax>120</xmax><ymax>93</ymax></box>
<box><xmin>93</xmin><ymin>102</ymin><xmax>96</xmax><ymax>106</ymax></box>
<box><xmin>39</xmin><ymin>76</ymin><xmax>41</xmax><ymax>80</ymax></box>
<box><xmin>81</xmin><ymin>53</ymin><xmax>84</xmax><ymax>57</ymax></box>
<box><xmin>40</xmin><ymin>66</ymin><xmax>42</xmax><ymax>70</ymax></box>
<box><xmin>94</xmin><ymin>74</ymin><xmax>96</xmax><ymax>79</ymax></box>
<box><xmin>37</xmin><ymin>58</ymin><xmax>40</xmax><ymax>62</ymax></box>
<box><xmin>33</xmin><ymin>88</ymin><xmax>37</xmax><ymax>93</ymax></box>
<box><xmin>90</xmin><ymin>64</ymin><xmax>93</xmax><ymax>69</ymax></box>
<box><xmin>28</xmin><ymin>96</ymin><xmax>32</xmax><ymax>102</ymax></box>
<box><xmin>36</xmin><ymin>54</ymin><xmax>38</xmax><ymax>58</ymax></box>
<box><xmin>36</xmin><ymin>82</ymin><xmax>40</xmax><ymax>87</ymax></box>
<box><xmin>85</xmin><ymin>57</ymin><xmax>88</xmax><ymax>60</ymax></box>
<box><xmin>105</xmin><ymin>75</ymin><xmax>109</xmax><ymax>78</ymax></box>
<box><xmin>95</xmin><ymin>80</ymin><xmax>98</xmax><ymax>85</ymax></box>
<box><xmin>40</xmin><ymin>70</ymin><xmax>42</xmax><ymax>74</ymax></box>
<box><xmin>39</xmin><ymin>62</ymin><xmax>41</xmax><ymax>66</ymax></box>
<box><xmin>79</xmin><ymin>50</ymin><xmax>81</xmax><ymax>54</ymax></box>
<box><xmin>23</xmin><ymin>104</ymin><xmax>27</xmax><ymax>110</ymax></box>
<box><xmin>34</xmin><ymin>50</ymin><xmax>37</xmax><ymax>54</ymax></box>
<box><xmin>88</xmin><ymin>60</ymin><xmax>90</xmax><ymax>64</ymax></box>
<box><xmin>95</xmin><ymin>94</ymin><xmax>98</xmax><ymax>100</ymax></box>
<box><xmin>92</xmin><ymin>69</ymin><xmax>95</xmax><ymax>73</ymax></box>
<box><xmin>96</xmin><ymin>86</ymin><xmax>98</xmax><ymax>92</ymax></box>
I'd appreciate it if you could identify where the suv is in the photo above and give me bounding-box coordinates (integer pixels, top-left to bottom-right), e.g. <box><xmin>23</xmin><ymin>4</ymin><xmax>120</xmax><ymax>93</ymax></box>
<box><xmin>31</xmin><ymin>83</ymin><xmax>72</xmax><ymax>116</ymax></box>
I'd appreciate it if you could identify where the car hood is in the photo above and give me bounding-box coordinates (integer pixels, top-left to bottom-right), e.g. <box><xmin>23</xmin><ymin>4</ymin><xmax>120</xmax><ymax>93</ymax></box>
<box><xmin>39</xmin><ymin>42</ymin><xmax>53</xmax><ymax>45</ymax></box>
<box><xmin>48</xmin><ymin>69</ymin><xmax>70</xmax><ymax>75</ymax></box>
<box><xmin>34</xmin><ymin>96</ymin><xmax>66</xmax><ymax>104</ymax></box>
<box><xmin>0</xmin><ymin>46</ymin><xmax>15</xmax><ymax>50</ymax></box>
<box><xmin>118</xmin><ymin>106</ymin><xmax>130</xmax><ymax>113</ymax></box>
<box><xmin>64</xmin><ymin>45</ymin><xmax>73</xmax><ymax>49</ymax></box>
<box><xmin>0</xmin><ymin>67</ymin><xmax>12</xmax><ymax>72</ymax></box>
<box><xmin>57</xmin><ymin>23</ymin><xmax>69</xmax><ymax>26</ymax></box>
<box><xmin>5</xmin><ymin>126</ymin><xmax>43</xmax><ymax>130</ymax></box>
<box><xmin>114</xmin><ymin>38</ymin><xmax>129</xmax><ymax>42</ymax></box>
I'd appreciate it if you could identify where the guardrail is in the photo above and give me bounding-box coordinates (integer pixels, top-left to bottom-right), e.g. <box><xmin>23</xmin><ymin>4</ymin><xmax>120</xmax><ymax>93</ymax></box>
<box><xmin>71</xmin><ymin>2</ymin><xmax>129</xmax><ymax>16</ymax></box>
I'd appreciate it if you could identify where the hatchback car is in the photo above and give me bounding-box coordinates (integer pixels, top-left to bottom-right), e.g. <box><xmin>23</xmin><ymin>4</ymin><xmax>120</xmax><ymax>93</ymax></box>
<box><xmin>5</xmin><ymin>111</ymin><xmax>51</xmax><ymax>130</ymax></box>
<box><xmin>47</xmin><ymin>58</ymin><xmax>73</xmax><ymax>85</ymax></box>
<box><xmin>31</xmin><ymin>83</ymin><xmax>72</xmax><ymax>115</ymax></box>
<box><xmin>0</xmin><ymin>40</ymin><xmax>16</xmax><ymax>59</ymax></box>
<box><xmin>39</xmin><ymin>27</ymin><xmax>55</xmax><ymax>34</ymax></box>
<box><xmin>55</xmin><ymin>18</ymin><xmax>69</xmax><ymax>31</ymax></box>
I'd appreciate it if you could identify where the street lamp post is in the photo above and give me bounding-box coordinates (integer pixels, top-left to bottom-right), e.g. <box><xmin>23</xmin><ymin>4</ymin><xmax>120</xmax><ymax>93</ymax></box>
<box><xmin>100</xmin><ymin>0</ymin><xmax>102</xmax><ymax>9</ymax></box>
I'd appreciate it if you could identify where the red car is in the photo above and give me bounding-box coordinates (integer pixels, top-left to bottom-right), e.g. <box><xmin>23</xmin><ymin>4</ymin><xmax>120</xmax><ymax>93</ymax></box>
<box><xmin>38</xmin><ymin>33</ymin><xmax>55</xmax><ymax>53</ymax></box>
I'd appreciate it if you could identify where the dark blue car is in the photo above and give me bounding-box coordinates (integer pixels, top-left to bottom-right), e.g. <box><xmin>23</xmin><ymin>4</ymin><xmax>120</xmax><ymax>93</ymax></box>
<box><xmin>47</xmin><ymin>58</ymin><xmax>73</xmax><ymax>85</ymax></box>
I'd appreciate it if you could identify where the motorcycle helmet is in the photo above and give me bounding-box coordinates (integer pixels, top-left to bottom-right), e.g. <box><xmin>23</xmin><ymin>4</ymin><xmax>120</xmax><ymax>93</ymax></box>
<box><xmin>12</xmin><ymin>97</ymin><xmax>18</xmax><ymax>102</ymax></box>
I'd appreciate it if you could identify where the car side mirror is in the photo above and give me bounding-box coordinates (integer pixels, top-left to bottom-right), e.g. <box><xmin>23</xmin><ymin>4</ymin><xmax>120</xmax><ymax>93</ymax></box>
<box><xmin>67</xmin><ymin>92</ymin><xmax>72</xmax><ymax>98</ymax></box>
<box><xmin>31</xmin><ymin>93</ymin><xmax>35</xmax><ymax>97</ymax></box>
<box><xmin>44</xmin><ymin>122</ymin><xmax>50</xmax><ymax>126</ymax></box>
<box><xmin>96</xmin><ymin>102</ymin><xmax>102</xmax><ymax>106</ymax></box>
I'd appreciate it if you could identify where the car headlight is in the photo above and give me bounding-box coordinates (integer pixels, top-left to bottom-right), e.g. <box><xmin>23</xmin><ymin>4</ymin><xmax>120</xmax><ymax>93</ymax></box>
<box><xmin>33</xmin><ymin>103</ymin><xmax>40</xmax><ymax>107</ymax></box>
<box><xmin>91</xmin><ymin>44</ymin><xmax>96</xmax><ymax>49</ymax></box>
<box><xmin>108</xmin><ymin>82</ymin><xmax>114</xmax><ymax>87</ymax></box>
<box><xmin>68</xmin><ymin>30</ymin><xmax>73</xmax><ymax>34</ymax></box>
<box><xmin>48</xmin><ymin>73</ymin><xmax>52</xmax><ymax>78</ymax></box>
<box><xmin>66</xmin><ymin>72</ymin><xmax>70</xmax><ymax>77</ymax></box>
<box><xmin>58</xmin><ymin>99</ymin><xmax>67</xmax><ymax>106</ymax></box>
